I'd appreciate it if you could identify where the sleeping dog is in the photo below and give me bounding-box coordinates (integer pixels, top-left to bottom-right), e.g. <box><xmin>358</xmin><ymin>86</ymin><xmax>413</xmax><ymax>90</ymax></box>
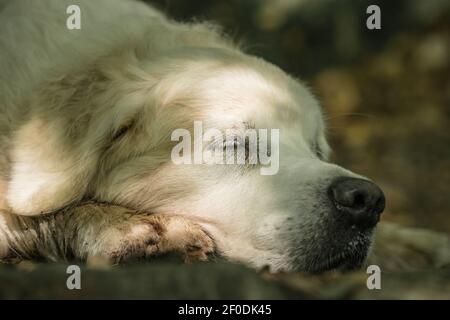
<box><xmin>0</xmin><ymin>0</ymin><xmax>387</xmax><ymax>272</ymax></box>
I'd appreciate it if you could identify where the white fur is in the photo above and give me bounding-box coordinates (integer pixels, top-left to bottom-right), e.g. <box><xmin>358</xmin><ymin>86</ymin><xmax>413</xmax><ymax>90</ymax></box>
<box><xmin>0</xmin><ymin>0</ymin><xmax>367</xmax><ymax>271</ymax></box>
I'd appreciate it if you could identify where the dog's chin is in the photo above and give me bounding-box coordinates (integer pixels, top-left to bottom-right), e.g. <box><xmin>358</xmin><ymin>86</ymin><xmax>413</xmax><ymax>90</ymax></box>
<box><xmin>305</xmin><ymin>250</ymin><xmax>368</xmax><ymax>273</ymax></box>
<box><xmin>302</xmin><ymin>234</ymin><xmax>373</xmax><ymax>273</ymax></box>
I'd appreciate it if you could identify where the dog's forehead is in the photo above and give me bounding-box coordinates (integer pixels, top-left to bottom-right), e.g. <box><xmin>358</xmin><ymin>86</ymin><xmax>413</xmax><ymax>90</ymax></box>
<box><xmin>195</xmin><ymin>67</ymin><xmax>324</xmax><ymax>137</ymax></box>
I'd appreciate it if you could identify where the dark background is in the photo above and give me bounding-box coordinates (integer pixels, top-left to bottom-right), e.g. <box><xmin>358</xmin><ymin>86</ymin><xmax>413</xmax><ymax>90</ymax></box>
<box><xmin>145</xmin><ymin>0</ymin><xmax>450</xmax><ymax>233</ymax></box>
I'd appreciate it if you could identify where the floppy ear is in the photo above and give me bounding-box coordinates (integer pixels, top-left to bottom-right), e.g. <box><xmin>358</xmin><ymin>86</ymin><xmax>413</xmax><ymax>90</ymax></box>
<box><xmin>6</xmin><ymin>69</ymin><xmax>113</xmax><ymax>216</ymax></box>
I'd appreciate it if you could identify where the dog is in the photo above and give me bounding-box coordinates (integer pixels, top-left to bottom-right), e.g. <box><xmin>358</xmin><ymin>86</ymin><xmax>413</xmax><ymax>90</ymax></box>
<box><xmin>0</xmin><ymin>0</ymin><xmax>388</xmax><ymax>272</ymax></box>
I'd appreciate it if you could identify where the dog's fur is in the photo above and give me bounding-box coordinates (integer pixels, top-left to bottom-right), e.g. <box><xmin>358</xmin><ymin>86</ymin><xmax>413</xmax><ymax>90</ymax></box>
<box><xmin>2</xmin><ymin>0</ymin><xmax>446</xmax><ymax>272</ymax></box>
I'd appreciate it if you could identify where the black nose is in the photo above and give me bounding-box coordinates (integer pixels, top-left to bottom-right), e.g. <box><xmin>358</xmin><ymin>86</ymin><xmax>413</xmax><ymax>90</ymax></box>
<box><xmin>328</xmin><ymin>177</ymin><xmax>385</xmax><ymax>230</ymax></box>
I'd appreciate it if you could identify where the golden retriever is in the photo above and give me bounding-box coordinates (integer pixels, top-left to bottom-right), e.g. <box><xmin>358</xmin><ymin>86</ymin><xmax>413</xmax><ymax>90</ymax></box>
<box><xmin>0</xmin><ymin>0</ymin><xmax>390</xmax><ymax>272</ymax></box>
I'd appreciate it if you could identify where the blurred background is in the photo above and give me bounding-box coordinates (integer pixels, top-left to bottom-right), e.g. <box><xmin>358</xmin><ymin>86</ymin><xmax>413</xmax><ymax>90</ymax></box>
<box><xmin>146</xmin><ymin>0</ymin><xmax>450</xmax><ymax>233</ymax></box>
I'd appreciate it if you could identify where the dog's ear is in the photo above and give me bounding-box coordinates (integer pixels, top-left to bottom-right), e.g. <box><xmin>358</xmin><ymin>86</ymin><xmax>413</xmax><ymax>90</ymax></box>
<box><xmin>6</xmin><ymin>68</ymin><xmax>118</xmax><ymax>216</ymax></box>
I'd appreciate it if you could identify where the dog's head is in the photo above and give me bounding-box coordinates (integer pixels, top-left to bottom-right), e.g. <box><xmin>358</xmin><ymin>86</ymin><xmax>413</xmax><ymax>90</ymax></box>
<box><xmin>7</xmin><ymin>46</ymin><xmax>384</xmax><ymax>272</ymax></box>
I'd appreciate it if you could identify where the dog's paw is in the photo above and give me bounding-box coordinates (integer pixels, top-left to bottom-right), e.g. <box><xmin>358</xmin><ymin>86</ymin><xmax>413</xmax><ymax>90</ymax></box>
<box><xmin>156</xmin><ymin>217</ymin><xmax>215</xmax><ymax>262</ymax></box>
<box><xmin>88</xmin><ymin>215</ymin><xmax>163</xmax><ymax>264</ymax></box>
<box><xmin>87</xmin><ymin>214</ymin><xmax>214</xmax><ymax>264</ymax></box>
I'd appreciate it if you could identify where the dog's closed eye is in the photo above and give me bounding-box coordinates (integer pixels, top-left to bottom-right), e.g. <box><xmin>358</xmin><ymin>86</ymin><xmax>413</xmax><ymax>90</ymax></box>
<box><xmin>312</xmin><ymin>140</ymin><xmax>329</xmax><ymax>161</ymax></box>
<box><xmin>313</xmin><ymin>143</ymin><xmax>323</xmax><ymax>159</ymax></box>
<box><xmin>111</xmin><ymin>119</ymin><xmax>136</xmax><ymax>141</ymax></box>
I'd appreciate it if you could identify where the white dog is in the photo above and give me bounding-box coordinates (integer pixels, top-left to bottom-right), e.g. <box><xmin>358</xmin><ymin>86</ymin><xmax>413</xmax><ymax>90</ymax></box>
<box><xmin>0</xmin><ymin>0</ymin><xmax>386</xmax><ymax>272</ymax></box>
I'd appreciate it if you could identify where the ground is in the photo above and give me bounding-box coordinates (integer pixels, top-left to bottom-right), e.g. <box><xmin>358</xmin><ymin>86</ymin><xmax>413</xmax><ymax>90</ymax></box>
<box><xmin>1</xmin><ymin>257</ymin><xmax>449</xmax><ymax>299</ymax></box>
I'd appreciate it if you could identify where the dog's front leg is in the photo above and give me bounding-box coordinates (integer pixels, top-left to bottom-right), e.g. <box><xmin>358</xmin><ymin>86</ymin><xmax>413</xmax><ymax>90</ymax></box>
<box><xmin>0</xmin><ymin>203</ymin><xmax>215</xmax><ymax>264</ymax></box>
<box><xmin>68</xmin><ymin>203</ymin><xmax>216</xmax><ymax>264</ymax></box>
